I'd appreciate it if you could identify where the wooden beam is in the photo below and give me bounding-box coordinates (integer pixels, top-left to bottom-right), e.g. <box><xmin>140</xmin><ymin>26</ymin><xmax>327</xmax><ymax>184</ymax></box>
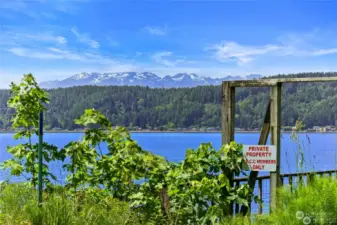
<box><xmin>228</xmin><ymin>79</ymin><xmax>277</xmax><ymax>87</ymax></box>
<box><xmin>240</xmin><ymin>101</ymin><xmax>270</xmax><ymax>215</ymax></box>
<box><xmin>222</xmin><ymin>81</ymin><xmax>235</xmax><ymax>144</ymax></box>
<box><xmin>227</xmin><ymin>77</ymin><xmax>337</xmax><ymax>87</ymax></box>
<box><xmin>221</xmin><ymin>81</ymin><xmax>235</xmax><ymax>215</ymax></box>
<box><xmin>270</xmin><ymin>83</ymin><xmax>282</xmax><ymax>212</ymax></box>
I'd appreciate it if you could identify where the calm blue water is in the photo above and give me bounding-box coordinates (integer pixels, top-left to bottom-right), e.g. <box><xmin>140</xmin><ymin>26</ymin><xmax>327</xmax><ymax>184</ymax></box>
<box><xmin>1</xmin><ymin>132</ymin><xmax>337</xmax><ymax>175</ymax></box>
<box><xmin>1</xmin><ymin>132</ymin><xmax>337</xmax><ymax>213</ymax></box>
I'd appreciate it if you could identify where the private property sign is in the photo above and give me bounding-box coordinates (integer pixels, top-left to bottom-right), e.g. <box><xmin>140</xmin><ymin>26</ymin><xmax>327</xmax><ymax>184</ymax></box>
<box><xmin>243</xmin><ymin>145</ymin><xmax>277</xmax><ymax>171</ymax></box>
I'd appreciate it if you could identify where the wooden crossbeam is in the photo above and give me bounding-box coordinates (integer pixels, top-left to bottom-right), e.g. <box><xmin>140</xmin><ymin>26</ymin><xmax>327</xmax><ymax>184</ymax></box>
<box><xmin>227</xmin><ymin>77</ymin><xmax>337</xmax><ymax>87</ymax></box>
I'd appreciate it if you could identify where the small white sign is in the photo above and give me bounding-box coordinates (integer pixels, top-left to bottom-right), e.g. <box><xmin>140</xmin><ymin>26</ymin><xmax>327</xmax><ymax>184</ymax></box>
<box><xmin>243</xmin><ymin>145</ymin><xmax>277</xmax><ymax>171</ymax></box>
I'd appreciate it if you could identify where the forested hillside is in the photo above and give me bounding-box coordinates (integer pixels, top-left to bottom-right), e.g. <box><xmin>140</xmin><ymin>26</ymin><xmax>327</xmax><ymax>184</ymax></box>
<box><xmin>1</xmin><ymin>72</ymin><xmax>337</xmax><ymax>130</ymax></box>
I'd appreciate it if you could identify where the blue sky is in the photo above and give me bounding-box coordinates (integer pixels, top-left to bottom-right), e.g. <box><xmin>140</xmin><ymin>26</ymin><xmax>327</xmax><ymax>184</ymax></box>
<box><xmin>2</xmin><ymin>0</ymin><xmax>337</xmax><ymax>88</ymax></box>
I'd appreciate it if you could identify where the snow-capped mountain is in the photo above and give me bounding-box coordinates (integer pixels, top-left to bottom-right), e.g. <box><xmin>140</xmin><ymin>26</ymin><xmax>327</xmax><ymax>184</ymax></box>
<box><xmin>39</xmin><ymin>72</ymin><xmax>262</xmax><ymax>88</ymax></box>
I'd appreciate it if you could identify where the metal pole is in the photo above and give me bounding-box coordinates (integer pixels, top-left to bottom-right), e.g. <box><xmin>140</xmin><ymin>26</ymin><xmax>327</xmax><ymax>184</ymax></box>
<box><xmin>38</xmin><ymin>111</ymin><xmax>43</xmax><ymax>204</ymax></box>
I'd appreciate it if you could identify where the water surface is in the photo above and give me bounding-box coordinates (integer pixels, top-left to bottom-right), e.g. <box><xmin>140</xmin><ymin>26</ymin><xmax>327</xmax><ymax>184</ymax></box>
<box><xmin>1</xmin><ymin>132</ymin><xmax>336</xmax><ymax>213</ymax></box>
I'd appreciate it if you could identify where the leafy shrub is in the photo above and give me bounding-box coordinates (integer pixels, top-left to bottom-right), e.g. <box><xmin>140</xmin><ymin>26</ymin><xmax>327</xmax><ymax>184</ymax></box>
<box><xmin>1</xmin><ymin>74</ymin><xmax>63</xmax><ymax>188</ymax></box>
<box><xmin>1</xmin><ymin>74</ymin><xmax>260</xmax><ymax>225</ymax></box>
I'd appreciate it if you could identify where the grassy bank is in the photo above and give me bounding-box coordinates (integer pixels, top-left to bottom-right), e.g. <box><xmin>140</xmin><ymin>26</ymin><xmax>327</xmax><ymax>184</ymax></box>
<box><xmin>0</xmin><ymin>183</ymin><xmax>141</xmax><ymax>225</ymax></box>
<box><xmin>1</xmin><ymin>176</ymin><xmax>337</xmax><ymax>225</ymax></box>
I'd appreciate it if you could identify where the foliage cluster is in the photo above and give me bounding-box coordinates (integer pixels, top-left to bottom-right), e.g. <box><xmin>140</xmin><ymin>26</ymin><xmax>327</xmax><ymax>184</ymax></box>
<box><xmin>1</xmin><ymin>74</ymin><xmax>257</xmax><ymax>224</ymax></box>
<box><xmin>1</xmin><ymin>75</ymin><xmax>63</xmax><ymax>189</ymax></box>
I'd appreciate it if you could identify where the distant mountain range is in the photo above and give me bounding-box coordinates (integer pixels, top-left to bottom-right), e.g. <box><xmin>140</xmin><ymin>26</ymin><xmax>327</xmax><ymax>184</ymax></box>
<box><xmin>39</xmin><ymin>72</ymin><xmax>262</xmax><ymax>88</ymax></box>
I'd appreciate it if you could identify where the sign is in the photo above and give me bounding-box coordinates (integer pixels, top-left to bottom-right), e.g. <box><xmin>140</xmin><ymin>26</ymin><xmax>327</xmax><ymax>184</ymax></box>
<box><xmin>243</xmin><ymin>145</ymin><xmax>277</xmax><ymax>171</ymax></box>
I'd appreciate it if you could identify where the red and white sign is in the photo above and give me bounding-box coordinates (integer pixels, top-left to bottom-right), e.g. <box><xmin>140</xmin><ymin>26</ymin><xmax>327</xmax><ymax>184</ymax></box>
<box><xmin>243</xmin><ymin>145</ymin><xmax>277</xmax><ymax>171</ymax></box>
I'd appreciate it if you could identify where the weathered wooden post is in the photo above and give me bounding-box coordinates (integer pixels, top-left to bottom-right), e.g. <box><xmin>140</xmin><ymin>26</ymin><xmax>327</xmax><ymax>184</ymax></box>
<box><xmin>222</xmin><ymin>82</ymin><xmax>235</xmax><ymax>145</ymax></box>
<box><xmin>221</xmin><ymin>81</ymin><xmax>235</xmax><ymax>215</ymax></box>
<box><xmin>270</xmin><ymin>82</ymin><xmax>282</xmax><ymax>212</ymax></box>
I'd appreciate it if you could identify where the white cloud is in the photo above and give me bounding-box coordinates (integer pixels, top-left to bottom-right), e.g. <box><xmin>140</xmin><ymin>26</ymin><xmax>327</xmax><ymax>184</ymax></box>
<box><xmin>0</xmin><ymin>31</ymin><xmax>67</xmax><ymax>47</ymax></box>
<box><xmin>0</xmin><ymin>0</ymin><xmax>90</xmax><ymax>18</ymax></box>
<box><xmin>144</xmin><ymin>26</ymin><xmax>167</xmax><ymax>36</ymax></box>
<box><xmin>152</xmin><ymin>52</ymin><xmax>174</xmax><ymax>66</ymax></box>
<box><xmin>311</xmin><ymin>48</ymin><xmax>337</xmax><ymax>56</ymax></box>
<box><xmin>71</xmin><ymin>28</ymin><xmax>100</xmax><ymax>48</ymax></box>
<box><xmin>0</xmin><ymin>0</ymin><xmax>60</xmax><ymax>20</ymax></box>
<box><xmin>208</xmin><ymin>35</ymin><xmax>337</xmax><ymax>65</ymax></box>
<box><xmin>26</xmin><ymin>33</ymin><xmax>67</xmax><ymax>44</ymax></box>
<box><xmin>7</xmin><ymin>47</ymin><xmax>116</xmax><ymax>64</ymax></box>
<box><xmin>152</xmin><ymin>51</ymin><xmax>187</xmax><ymax>67</ymax></box>
<box><xmin>8</xmin><ymin>48</ymin><xmax>64</xmax><ymax>59</ymax></box>
<box><xmin>277</xmin><ymin>31</ymin><xmax>337</xmax><ymax>57</ymax></box>
<box><xmin>207</xmin><ymin>41</ymin><xmax>280</xmax><ymax>65</ymax></box>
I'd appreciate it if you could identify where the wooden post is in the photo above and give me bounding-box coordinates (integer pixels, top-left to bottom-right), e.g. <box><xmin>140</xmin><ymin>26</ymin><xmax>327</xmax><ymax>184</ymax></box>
<box><xmin>221</xmin><ymin>81</ymin><xmax>235</xmax><ymax>215</ymax></box>
<box><xmin>240</xmin><ymin>102</ymin><xmax>270</xmax><ymax>215</ymax></box>
<box><xmin>299</xmin><ymin>174</ymin><xmax>303</xmax><ymax>184</ymax></box>
<box><xmin>307</xmin><ymin>173</ymin><xmax>314</xmax><ymax>185</ymax></box>
<box><xmin>160</xmin><ymin>186</ymin><xmax>169</xmax><ymax>219</ymax></box>
<box><xmin>235</xmin><ymin>180</ymin><xmax>240</xmax><ymax>214</ymax></box>
<box><xmin>258</xmin><ymin>179</ymin><xmax>263</xmax><ymax>214</ymax></box>
<box><xmin>270</xmin><ymin>83</ymin><xmax>282</xmax><ymax>212</ymax></box>
<box><xmin>222</xmin><ymin>82</ymin><xmax>235</xmax><ymax>144</ymax></box>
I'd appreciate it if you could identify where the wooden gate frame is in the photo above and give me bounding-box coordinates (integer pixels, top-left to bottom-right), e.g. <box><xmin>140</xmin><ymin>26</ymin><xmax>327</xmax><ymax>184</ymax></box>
<box><xmin>221</xmin><ymin>77</ymin><xmax>337</xmax><ymax>213</ymax></box>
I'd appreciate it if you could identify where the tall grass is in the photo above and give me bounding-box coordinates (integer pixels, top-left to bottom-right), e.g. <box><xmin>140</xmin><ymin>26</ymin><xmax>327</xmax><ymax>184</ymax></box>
<box><xmin>254</xmin><ymin>175</ymin><xmax>337</xmax><ymax>225</ymax></box>
<box><xmin>0</xmin><ymin>183</ymin><xmax>141</xmax><ymax>225</ymax></box>
<box><xmin>1</xmin><ymin>177</ymin><xmax>337</xmax><ymax>224</ymax></box>
<box><xmin>221</xmin><ymin>176</ymin><xmax>337</xmax><ymax>225</ymax></box>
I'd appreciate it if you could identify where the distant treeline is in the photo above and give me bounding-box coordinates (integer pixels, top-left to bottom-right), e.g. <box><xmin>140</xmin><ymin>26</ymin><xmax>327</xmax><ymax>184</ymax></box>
<box><xmin>1</xmin><ymin>72</ymin><xmax>337</xmax><ymax>130</ymax></box>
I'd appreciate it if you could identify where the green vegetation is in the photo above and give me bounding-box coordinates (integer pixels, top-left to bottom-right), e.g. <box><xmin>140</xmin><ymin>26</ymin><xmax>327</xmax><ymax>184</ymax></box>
<box><xmin>0</xmin><ymin>74</ymin><xmax>256</xmax><ymax>224</ymax></box>
<box><xmin>1</xmin><ymin>75</ymin><xmax>62</xmax><ymax>189</ymax></box>
<box><xmin>2</xmin><ymin>176</ymin><xmax>337</xmax><ymax>224</ymax></box>
<box><xmin>255</xmin><ymin>176</ymin><xmax>337</xmax><ymax>225</ymax></box>
<box><xmin>2</xmin><ymin>73</ymin><xmax>337</xmax><ymax>224</ymax></box>
<box><xmin>0</xmin><ymin>183</ymin><xmax>140</xmax><ymax>225</ymax></box>
<box><xmin>1</xmin><ymin>72</ymin><xmax>337</xmax><ymax>131</ymax></box>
